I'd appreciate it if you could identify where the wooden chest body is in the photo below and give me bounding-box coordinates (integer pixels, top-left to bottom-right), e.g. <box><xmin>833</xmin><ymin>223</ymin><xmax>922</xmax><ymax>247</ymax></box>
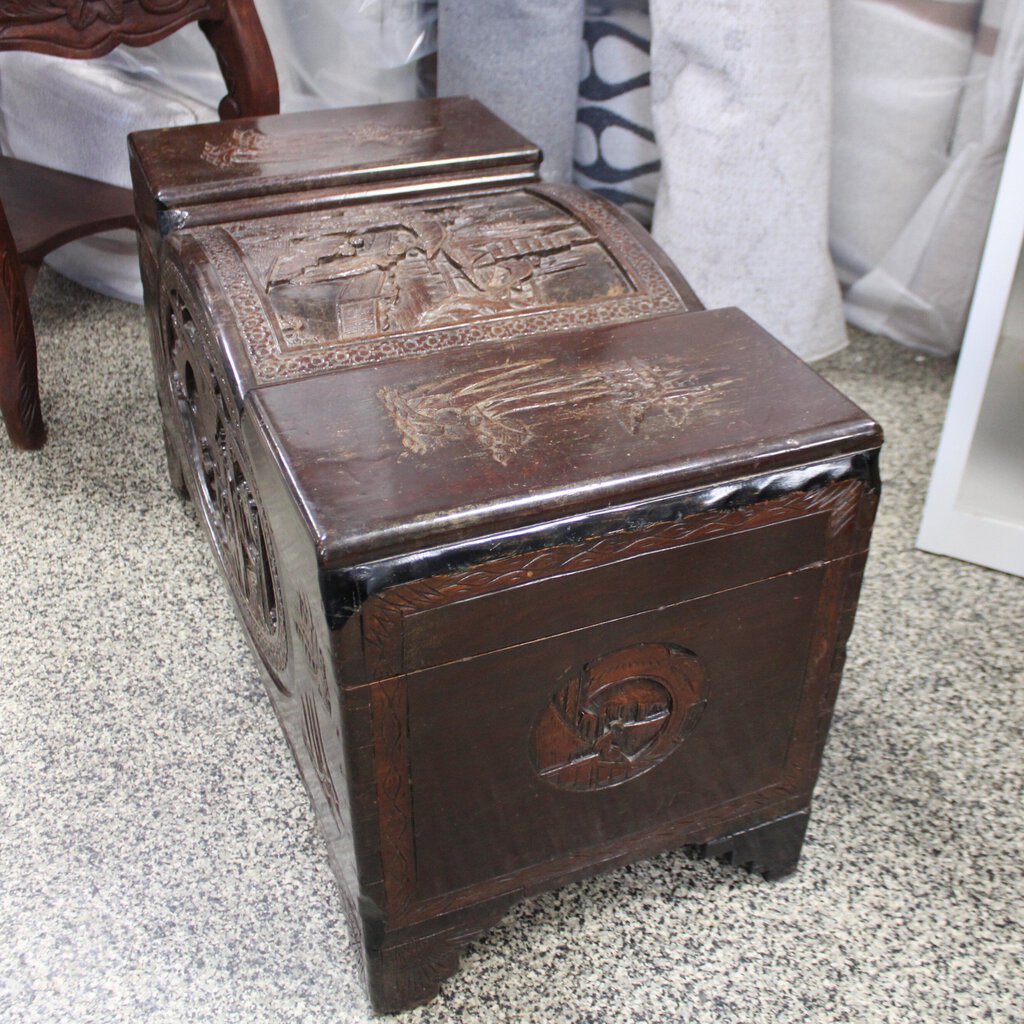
<box><xmin>129</xmin><ymin>100</ymin><xmax>881</xmax><ymax>1013</ymax></box>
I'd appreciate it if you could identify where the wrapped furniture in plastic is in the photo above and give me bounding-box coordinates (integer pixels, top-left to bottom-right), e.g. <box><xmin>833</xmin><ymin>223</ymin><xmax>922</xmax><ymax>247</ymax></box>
<box><xmin>0</xmin><ymin>0</ymin><xmax>431</xmax><ymax>303</ymax></box>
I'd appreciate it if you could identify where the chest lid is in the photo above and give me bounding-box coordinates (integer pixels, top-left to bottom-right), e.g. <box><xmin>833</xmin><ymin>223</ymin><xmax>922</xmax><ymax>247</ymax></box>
<box><xmin>129</xmin><ymin>97</ymin><xmax>540</xmax><ymax>230</ymax></box>
<box><xmin>247</xmin><ymin>306</ymin><xmax>881</xmax><ymax>567</ymax></box>
<box><xmin>161</xmin><ymin>182</ymin><xmax>701</xmax><ymax>399</ymax></box>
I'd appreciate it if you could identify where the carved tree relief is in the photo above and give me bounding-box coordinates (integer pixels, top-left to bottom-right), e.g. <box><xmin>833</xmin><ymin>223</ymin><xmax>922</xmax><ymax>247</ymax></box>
<box><xmin>531</xmin><ymin>643</ymin><xmax>708</xmax><ymax>791</ymax></box>
<box><xmin>379</xmin><ymin>356</ymin><xmax>734</xmax><ymax>465</ymax></box>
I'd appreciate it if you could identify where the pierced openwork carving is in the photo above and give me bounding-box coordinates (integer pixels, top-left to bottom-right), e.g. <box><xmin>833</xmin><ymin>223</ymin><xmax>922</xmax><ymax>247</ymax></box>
<box><xmin>379</xmin><ymin>356</ymin><xmax>733</xmax><ymax>465</ymax></box>
<box><xmin>0</xmin><ymin>0</ymin><xmax>216</xmax><ymax>54</ymax></box>
<box><xmin>531</xmin><ymin>643</ymin><xmax>708</xmax><ymax>791</ymax></box>
<box><xmin>200</xmin><ymin>123</ymin><xmax>441</xmax><ymax>169</ymax></box>
<box><xmin>162</xmin><ymin>275</ymin><xmax>287</xmax><ymax>671</ymax></box>
<box><xmin>193</xmin><ymin>184</ymin><xmax>688</xmax><ymax>384</ymax></box>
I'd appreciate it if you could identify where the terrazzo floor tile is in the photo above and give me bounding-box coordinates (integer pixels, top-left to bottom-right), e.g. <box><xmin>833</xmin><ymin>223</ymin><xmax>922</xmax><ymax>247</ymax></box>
<box><xmin>1</xmin><ymin>272</ymin><xmax>1021</xmax><ymax>1023</ymax></box>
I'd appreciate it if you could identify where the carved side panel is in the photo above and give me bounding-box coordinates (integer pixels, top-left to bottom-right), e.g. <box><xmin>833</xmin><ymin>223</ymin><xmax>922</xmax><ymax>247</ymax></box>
<box><xmin>0</xmin><ymin>0</ymin><xmax>220</xmax><ymax>56</ymax></box>
<box><xmin>160</xmin><ymin>266</ymin><xmax>287</xmax><ymax>671</ymax></box>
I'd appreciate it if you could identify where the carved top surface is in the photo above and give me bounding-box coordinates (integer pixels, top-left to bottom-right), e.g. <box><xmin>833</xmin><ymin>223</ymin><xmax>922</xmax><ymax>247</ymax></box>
<box><xmin>184</xmin><ymin>184</ymin><xmax>689</xmax><ymax>386</ymax></box>
<box><xmin>0</xmin><ymin>0</ymin><xmax>220</xmax><ymax>57</ymax></box>
<box><xmin>130</xmin><ymin>97</ymin><xmax>540</xmax><ymax>206</ymax></box>
<box><xmin>245</xmin><ymin>305</ymin><xmax>881</xmax><ymax>566</ymax></box>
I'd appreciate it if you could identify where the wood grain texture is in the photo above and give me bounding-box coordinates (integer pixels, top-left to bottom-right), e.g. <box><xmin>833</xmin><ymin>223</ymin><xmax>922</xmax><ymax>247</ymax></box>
<box><xmin>129</xmin><ymin>97</ymin><xmax>542</xmax><ymax>211</ymax></box>
<box><xmin>355</xmin><ymin>477</ymin><xmax>877</xmax><ymax>931</ymax></box>
<box><xmin>0</xmin><ymin>201</ymin><xmax>44</xmax><ymax>448</ymax></box>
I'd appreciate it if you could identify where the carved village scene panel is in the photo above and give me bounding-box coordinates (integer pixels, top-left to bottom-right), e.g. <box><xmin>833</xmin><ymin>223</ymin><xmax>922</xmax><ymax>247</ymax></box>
<box><xmin>226</xmin><ymin>190</ymin><xmax>636</xmax><ymax>356</ymax></box>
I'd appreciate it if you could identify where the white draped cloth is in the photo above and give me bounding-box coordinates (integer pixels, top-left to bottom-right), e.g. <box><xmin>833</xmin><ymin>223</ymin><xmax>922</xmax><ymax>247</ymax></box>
<box><xmin>1</xmin><ymin>0</ymin><xmax>1020</xmax><ymax>359</ymax></box>
<box><xmin>648</xmin><ymin>0</ymin><xmax>847</xmax><ymax>361</ymax></box>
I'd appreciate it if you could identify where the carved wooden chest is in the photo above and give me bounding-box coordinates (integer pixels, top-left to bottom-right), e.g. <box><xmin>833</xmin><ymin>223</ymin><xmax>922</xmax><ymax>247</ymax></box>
<box><xmin>129</xmin><ymin>98</ymin><xmax>882</xmax><ymax>1013</ymax></box>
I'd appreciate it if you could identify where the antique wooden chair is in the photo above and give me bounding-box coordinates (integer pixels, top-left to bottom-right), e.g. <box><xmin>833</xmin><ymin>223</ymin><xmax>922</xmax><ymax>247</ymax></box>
<box><xmin>0</xmin><ymin>0</ymin><xmax>279</xmax><ymax>449</ymax></box>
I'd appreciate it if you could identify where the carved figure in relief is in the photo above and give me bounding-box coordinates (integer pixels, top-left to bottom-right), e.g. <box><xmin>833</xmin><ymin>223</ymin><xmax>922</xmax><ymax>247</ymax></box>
<box><xmin>301</xmin><ymin>693</ymin><xmax>346</xmax><ymax>833</ymax></box>
<box><xmin>379</xmin><ymin>356</ymin><xmax>733</xmax><ymax>465</ymax></box>
<box><xmin>532</xmin><ymin>643</ymin><xmax>708</xmax><ymax>791</ymax></box>
<box><xmin>252</xmin><ymin>191</ymin><xmax>631</xmax><ymax>349</ymax></box>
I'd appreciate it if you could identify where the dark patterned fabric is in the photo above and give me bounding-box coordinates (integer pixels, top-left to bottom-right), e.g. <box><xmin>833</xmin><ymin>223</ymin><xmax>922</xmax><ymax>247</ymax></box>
<box><xmin>575</xmin><ymin>1</ymin><xmax>659</xmax><ymax>225</ymax></box>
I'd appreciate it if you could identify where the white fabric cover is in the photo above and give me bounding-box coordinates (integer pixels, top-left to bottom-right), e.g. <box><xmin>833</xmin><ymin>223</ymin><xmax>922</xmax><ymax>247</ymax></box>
<box><xmin>648</xmin><ymin>0</ymin><xmax>848</xmax><ymax>361</ymax></box>
<box><xmin>837</xmin><ymin>0</ymin><xmax>1024</xmax><ymax>354</ymax></box>
<box><xmin>0</xmin><ymin>50</ymin><xmax>217</xmax><ymax>303</ymax></box>
<box><xmin>830</xmin><ymin>0</ymin><xmax>976</xmax><ymax>288</ymax></box>
<box><xmin>437</xmin><ymin>0</ymin><xmax>586</xmax><ymax>182</ymax></box>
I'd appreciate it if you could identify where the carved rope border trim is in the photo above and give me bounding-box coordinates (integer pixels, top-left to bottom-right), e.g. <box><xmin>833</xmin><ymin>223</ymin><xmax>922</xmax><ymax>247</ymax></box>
<box><xmin>362</xmin><ymin>479</ymin><xmax>865</xmax><ymax>680</ymax></box>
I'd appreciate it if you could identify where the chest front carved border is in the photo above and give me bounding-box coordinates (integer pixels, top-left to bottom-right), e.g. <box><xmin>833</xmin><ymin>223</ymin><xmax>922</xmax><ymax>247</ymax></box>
<box><xmin>361</xmin><ymin>478</ymin><xmax>876</xmax><ymax>927</ymax></box>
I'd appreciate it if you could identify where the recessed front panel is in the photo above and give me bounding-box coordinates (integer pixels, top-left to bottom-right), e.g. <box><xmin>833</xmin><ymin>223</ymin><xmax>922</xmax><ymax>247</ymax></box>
<box><xmin>400</xmin><ymin>566</ymin><xmax>824</xmax><ymax>900</ymax></box>
<box><xmin>362</xmin><ymin>477</ymin><xmax>873</xmax><ymax>922</ymax></box>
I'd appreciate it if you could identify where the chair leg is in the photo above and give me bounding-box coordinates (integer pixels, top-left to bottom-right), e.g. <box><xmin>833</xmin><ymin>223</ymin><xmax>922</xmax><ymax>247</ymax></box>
<box><xmin>0</xmin><ymin>204</ymin><xmax>45</xmax><ymax>449</ymax></box>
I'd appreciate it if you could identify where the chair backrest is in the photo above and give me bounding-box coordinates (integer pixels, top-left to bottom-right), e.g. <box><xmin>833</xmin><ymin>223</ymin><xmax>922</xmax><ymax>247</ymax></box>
<box><xmin>0</xmin><ymin>0</ymin><xmax>279</xmax><ymax>119</ymax></box>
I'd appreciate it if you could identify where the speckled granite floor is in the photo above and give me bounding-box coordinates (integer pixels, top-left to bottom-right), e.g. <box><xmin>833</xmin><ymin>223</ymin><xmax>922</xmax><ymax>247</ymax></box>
<box><xmin>1</xmin><ymin>270</ymin><xmax>1021</xmax><ymax>1024</ymax></box>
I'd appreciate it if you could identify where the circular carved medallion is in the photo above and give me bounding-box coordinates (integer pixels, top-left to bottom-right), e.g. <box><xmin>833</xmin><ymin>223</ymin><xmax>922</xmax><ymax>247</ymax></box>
<box><xmin>162</xmin><ymin>277</ymin><xmax>288</xmax><ymax>672</ymax></box>
<box><xmin>531</xmin><ymin>643</ymin><xmax>707</xmax><ymax>791</ymax></box>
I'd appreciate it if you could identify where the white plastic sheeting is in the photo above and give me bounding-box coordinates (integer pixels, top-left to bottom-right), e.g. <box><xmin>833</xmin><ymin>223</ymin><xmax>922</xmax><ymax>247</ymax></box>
<box><xmin>835</xmin><ymin>0</ymin><xmax>1024</xmax><ymax>355</ymax></box>
<box><xmin>0</xmin><ymin>0</ymin><xmax>432</xmax><ymax>302</ymax></box>
<box><xmin>1</xmin><ymin>0</ymin><xmax>1020</xmax><ymax>357</ymax></box>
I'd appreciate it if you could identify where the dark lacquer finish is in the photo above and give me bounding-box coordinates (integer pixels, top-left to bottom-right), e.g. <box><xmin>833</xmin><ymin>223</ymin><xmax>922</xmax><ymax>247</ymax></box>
<box><xmin>131</xmin><ymin>101</ymin><xmax>882</xmax><ymax>1013</ymax></box>
<box><xmin>131</xmin><ymin>96</ymin><xmax>541</xmax><ymax>213</ymax></box>
<box><xmin>0</xmin><ymin>0</ymin><xmax>278</xmax><ymax>449</ymax></box>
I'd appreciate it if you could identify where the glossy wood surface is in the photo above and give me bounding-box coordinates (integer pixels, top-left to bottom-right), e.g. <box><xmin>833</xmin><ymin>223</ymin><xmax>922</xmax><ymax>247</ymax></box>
<box><xmin>130</xmin><ymin>97</ymin><xmax>541</xmax><ymax>211</ymax></box>
<box><xmin>248</xmin><ymin>306</ymin><xmax>879</xmax><ymax>565</ymax></box>
<box><xmin>134</xmin><ymin>102</ymin><xmax>884</xmax><ymax>1012</ymax></box>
